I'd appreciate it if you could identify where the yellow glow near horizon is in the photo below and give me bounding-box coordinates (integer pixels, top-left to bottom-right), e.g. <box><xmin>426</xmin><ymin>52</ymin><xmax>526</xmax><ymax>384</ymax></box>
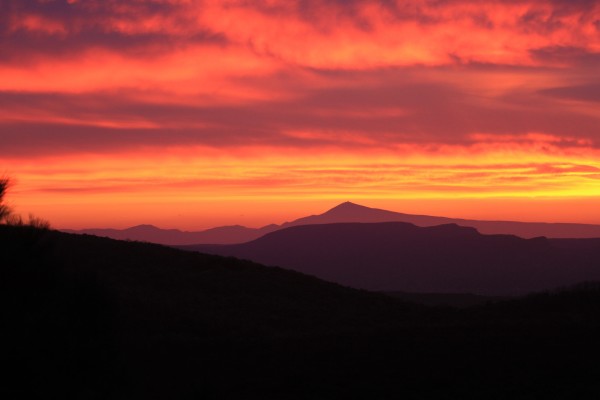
<box><xmin>5</xmin><ymin>140</ymin><xmax>600</xmax><ymax>229</ymax></box>
<box><xmin>2</xmin><ymin>1</ymin><xmax>600</xmax><ymax>228</ymax></box>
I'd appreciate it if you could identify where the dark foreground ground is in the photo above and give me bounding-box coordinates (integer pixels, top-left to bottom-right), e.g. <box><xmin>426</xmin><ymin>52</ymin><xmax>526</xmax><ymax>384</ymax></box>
<box><xmin>2</xmin><ymin>225</ymin><xmax>600</xmax><ymax>399</ymax></box>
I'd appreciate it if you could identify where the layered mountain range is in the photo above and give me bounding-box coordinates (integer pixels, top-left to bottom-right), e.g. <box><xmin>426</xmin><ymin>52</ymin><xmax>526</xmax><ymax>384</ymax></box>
<box><xmin>64</xmin><ymin>201</ymin><xmax>600</xmax><ymax>244</ymax></box>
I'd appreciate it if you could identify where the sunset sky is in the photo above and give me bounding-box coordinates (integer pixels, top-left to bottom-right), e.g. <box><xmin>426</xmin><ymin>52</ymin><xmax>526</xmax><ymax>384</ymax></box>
<box><xmin>2</xmin><ymin>0</ymin><xmax>600</xmax><ymax>229</ymax></box>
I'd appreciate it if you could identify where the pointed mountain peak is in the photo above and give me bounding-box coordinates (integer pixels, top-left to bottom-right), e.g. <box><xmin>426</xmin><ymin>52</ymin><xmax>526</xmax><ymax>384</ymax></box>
<box><xmin>128</xmin><ymin>224</ymin><xmax>160</xmax><ymax>230</ymax></box>
<box><xmin>325</xmin><ymin>201</ymin><xmax>370</xmax><ymax>214</ymax></box>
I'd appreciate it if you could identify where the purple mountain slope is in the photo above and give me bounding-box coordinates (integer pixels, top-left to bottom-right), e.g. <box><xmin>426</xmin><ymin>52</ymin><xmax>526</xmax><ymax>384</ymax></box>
<box><xmin>63</xmin><ymin>201</ymin><xmax>600</xmax><ymax>244</ymax></box>
<box><xmin>181</xmin><ymin>222</ymin><xmax>600</xmax><ymax>296</ymax></box>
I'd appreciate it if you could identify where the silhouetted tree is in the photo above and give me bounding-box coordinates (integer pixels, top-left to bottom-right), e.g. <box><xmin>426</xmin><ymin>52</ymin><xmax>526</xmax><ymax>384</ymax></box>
<box><xmin>0</xmin><ymin>177</ymin><xmax>50</xmax><ymax>228</ymax></box>
<box><xmin>0</xmin><ymin>176</ymin><xmax>10</xmax><ymax>222</ymax></box>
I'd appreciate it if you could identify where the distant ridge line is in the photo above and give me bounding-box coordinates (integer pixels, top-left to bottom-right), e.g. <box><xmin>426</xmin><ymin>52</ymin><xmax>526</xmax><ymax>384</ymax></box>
<box><xmin>62</xmin><ymin>201</ymin><xmax>600</xmax><ymax>245</ymax></box>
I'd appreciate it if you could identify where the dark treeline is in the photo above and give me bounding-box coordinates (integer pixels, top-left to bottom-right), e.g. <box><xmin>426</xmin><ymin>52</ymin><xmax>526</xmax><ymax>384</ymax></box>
<box><xmin>2</xmin><ymin>225</ymin><xmax>600</xmax><ymax>399</ymax></box>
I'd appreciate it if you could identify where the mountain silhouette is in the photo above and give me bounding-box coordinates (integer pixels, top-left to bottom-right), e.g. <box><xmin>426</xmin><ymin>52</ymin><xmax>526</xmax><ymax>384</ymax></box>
<box><xmin>282</xmin><ymin>201</ymin><xmax>600</xmax><ymax>238</ymax></box>
<box><xmin>280</xmin><ymin>201</ymin><xmax>451</xmax><ymax>227</ymax></box>
<box><xmin>64</xmin><ymin>201</ymin><xmax>600</xmax><ymax>244</ymax></box>
<box><xmin>183</xmin><ymin>222</ymin><xmax>600</xmax><ymax>295</ymax></box>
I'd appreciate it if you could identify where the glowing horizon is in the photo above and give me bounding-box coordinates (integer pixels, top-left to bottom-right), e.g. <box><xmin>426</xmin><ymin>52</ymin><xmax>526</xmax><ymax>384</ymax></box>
<box><xmin>2</xmin><ymin>0</ymin><xmax>600</xmax><ymax>229</ymax></box>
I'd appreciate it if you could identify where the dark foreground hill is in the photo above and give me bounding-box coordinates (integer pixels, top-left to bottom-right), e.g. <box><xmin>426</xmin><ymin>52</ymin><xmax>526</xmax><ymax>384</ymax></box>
<box><xmin>183</xmin><ymin>222</ymin><xmax>600</xmax><ymax>296</ymax></box>
<box><xmin>3</xmin><ymin>225</ymin><xmax>600</xmax><ymax>399</ymax></box>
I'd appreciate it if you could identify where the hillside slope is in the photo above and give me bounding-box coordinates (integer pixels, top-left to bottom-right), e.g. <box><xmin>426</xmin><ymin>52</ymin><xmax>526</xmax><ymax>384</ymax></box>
<box><xmin>4</xmin><ymin>224</ymin><xmax>600</xmax><ymax>399</ymax></box>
